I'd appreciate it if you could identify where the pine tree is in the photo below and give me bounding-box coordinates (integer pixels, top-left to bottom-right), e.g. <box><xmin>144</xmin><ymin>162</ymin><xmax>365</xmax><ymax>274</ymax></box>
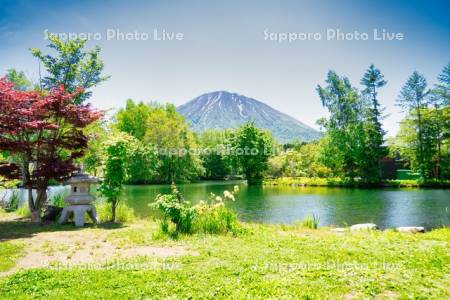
<box><xmin>397</xmin><ymin>71</ymin><xmax>432</xmax><ymax>179</ymax></box>
<box><xmin>360</xmin><ymin>64</ymin><xmax>387</xmax><ymax>182</ymax></box>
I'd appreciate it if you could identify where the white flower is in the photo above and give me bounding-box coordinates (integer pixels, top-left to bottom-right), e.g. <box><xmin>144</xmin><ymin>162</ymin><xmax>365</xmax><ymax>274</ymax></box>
<box><xmin>223</xmin><ymin>190</ymin><xmax>235</xmax><ymax>201</ymax></box>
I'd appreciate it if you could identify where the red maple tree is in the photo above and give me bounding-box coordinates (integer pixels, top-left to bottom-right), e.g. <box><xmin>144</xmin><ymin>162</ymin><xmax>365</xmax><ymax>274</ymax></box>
<box><xmin>0</xmin><ymin>78</ymin><xmax>103</xmax><ymax>222</ymax></box>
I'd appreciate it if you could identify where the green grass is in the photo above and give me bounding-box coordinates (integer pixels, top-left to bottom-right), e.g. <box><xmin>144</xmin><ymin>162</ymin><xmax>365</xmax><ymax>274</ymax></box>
<box><xmin>96</xmin><ymin>201</ymin><xmax>136</xmax><ymax>223</ymax></box>
<box><xmin>298</xmin><ymin>214</ymin><xmax>320</xmax><ymax>229</ymax></box>
<box><xmin>16</xmin><ymin>205</ymin><xmax>31</xmax><ymax>218</ymax></box>
<box><xmin>0</xmin><ymin>220</ymin><xmax>449</xmax><ymax>299</ymax></box>
<box><xmin>0</xmin><ymin>241</ymin><xmax>25</xmax><ymax>272</ymax></box>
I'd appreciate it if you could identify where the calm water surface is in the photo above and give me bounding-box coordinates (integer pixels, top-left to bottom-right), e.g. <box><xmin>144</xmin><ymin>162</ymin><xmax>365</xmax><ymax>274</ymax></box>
<box><xmin>122</xmin><ymin>181</ymin><xmax>450</xmax><ymax>229</ymax></box>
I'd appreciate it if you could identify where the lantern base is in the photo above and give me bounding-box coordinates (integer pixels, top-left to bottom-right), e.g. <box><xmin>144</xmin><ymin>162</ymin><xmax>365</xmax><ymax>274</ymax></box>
<box><xmin>58</xmin><ymin>204</ymin><xmax>98</xmax><ymax>227</ymax></box>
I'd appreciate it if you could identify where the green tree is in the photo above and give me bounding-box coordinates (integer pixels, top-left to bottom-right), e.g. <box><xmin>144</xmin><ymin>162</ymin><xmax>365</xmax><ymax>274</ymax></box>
<box><xmin>435</xmin><ymin>61</ymin><xmax>450</xmax><ymax>106</ymax></box>
<box><xmin>144</xmin><ymin>103</ymin><xmax>204</xmax><ymax>183</ymax></box>
<box><xmin>99</xmin><ymin>134</ymin><xmax>130</xmax><ymax>222</ymax></box>
<box><xmin>232</xmin><ymin>123</ymin><xmax>273</xmax><ymax>184</ymax></box>
<box><xmin>31</xmin><ymin>35</ymin><xmax>109</xmax><ymax>103</ymax></box>
<box><xmin>316</xmin><ymin>71</ymin><xmax>365</xmax><ymax>179</ymax></box>
<box><xmin>81</xmin><ymin>121</ymin><xmax>109</xmax><ymax>176</ymax></box>
<box><xmin>390</xmin><ymin>108</ymin><xmax>450</xmax><ymax>180</ymax></box>
<box><xmin>397</xmin><ymin>71</ymin><xmax>432</xmax><ymax>179</ymax></box>
<box><xmin>268</xmin><ymin>141</ymin><xmax>331</xmax><ymax>178</ymax></box>
<box><xmin>127</xmin><ymin>141</ymin><xmax>159</xmax><ymax>184</ymax></box>
<box><xmin>116</xmin><ymin>99</ymin><xmax>152</xmax><ymax>140</ymax></box>
<box><xmin>430</xmin><ymin>61</ymin><xmax>450</xmax><ymax>178</ymax></box>
<box><xmin>198</xmin><ymin>130</ymin><xmax>233</xmax><ymax>179</ymax></box>
<box><xmin>116</xmin><ymin>100</ymin><xmax>203</xmax><ymax>183</ymax></box>
<box><xmin>5</xmin><ymin>69</ymin><xmax>33</xmax><ymax>91</ymax></box>
<box><xmin>360</xmin><ymin>64</ymin><xmax>388</xmax><ymax>182</ymax></box>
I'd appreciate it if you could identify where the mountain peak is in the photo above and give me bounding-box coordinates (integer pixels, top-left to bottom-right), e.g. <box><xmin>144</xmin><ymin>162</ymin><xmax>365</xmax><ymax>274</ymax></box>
<box><xmin>177</xmin><ymin>91</ymin><xmax>321</xmax><ymax>143</ymax></box>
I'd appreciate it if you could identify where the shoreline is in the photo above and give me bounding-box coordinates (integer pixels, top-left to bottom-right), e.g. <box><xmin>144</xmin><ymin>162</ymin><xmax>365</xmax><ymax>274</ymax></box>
<box><xmin>264</xmin><ymin>177</ymin><xmax>450</xmax><ymax>189</ymax></box>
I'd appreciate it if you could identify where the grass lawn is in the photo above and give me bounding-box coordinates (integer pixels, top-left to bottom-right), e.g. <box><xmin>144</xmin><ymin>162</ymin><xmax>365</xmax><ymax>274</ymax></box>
<box><xmin>0</xmin><ymin>215</ymin><xmax>449</xmax><ymax>299</ymax></box>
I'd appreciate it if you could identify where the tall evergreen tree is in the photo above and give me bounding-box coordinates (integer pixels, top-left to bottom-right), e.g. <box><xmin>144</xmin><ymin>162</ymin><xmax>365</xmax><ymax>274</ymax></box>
<box><xmin>397</xmin><ymin>71</ymin><xmax>432</xmax><ymax>179</ymax></box>
<box><xmin>360</xmin><ymin>64</ymin><xmax>387</xmax><ymax>182</ymax></box>
<box><xmin>429</xmin><ymin>61</ymin><xmax>450</xmax><ymax>178</ymax></box>
<box><xmin>435</xmin><ymin>61</ymin><xmax>450</xmax><ymax>106</ymax></box>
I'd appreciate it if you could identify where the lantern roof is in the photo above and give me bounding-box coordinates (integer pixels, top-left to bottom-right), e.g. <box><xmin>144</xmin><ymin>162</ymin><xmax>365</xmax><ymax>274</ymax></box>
<box><xmin>65</xmin><ymin>169</ymin><xmax>100</xmax><ymax>185</ymax></box>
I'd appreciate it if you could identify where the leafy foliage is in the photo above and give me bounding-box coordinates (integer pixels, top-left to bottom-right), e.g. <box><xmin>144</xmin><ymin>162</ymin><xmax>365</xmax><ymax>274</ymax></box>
<box><xmin>198</xmin><ymin>130</ymin><xmax>235</xmax><ymax>179</ymax></box>
<box><xmin>5</xmin><ymin>69</ymin><xmax>33</xmax><ymax>91</ymax></box>
<box><xmin>0</xmin><ymin>78</ymin><xmax>102</xmax><ymax>222</ymax></box>
<box><xmin>268</xmin><ymin>141</ymin><xmax>331</xmax><ymax>178</ymax></box>
<box><xmin>392</xmin><ymin>67</ymin><xmax>450</xmax><ymax>180</ymax></box>
<box><xmin>97</xmin><ymin>201</ymin><xmax>136</xmax><ymax>223</ymax></box>
<box><xmin>99</xmin><ymin>134</ymin><xmax>130</xmax><ymax>222</ymax></box>
<box><xmin>316</xmin><ymin>67</ymin><xmax>389</xmax><ymax>183</ymax></box>
<box><xmin>316</xmin><ymin>71</ymin><xmax>365</xmax><ymax>179</ymax></box>
<box><xmin>360</xmin><ymin>64</ymin><xmax>388</xmax><ymax>182</ymax></box>
<box><xmin>116</xmin><ymin>100</ymin><xmax>204</xmax><ymax>183</ymax></box>
<box><xmin>396</xmin><ymin>71</ymin><xmax>432</xmax><ymax>179</ymax></box>
<box><xmin>194</xmin><ymin>186</ymin><xmax>239</xmax><ymax>234</ymax></box>
<box><xmin>31</xmin><ymin>35</ymin><xmax>109</xmax><ymax>103</ymax></box>
<box><xmin>232</xmin><ymin>122</ymin><xmax>273</xmax><ymax>184</ymax></box>
<box><xmin>152</xmin><ymin>185</ymin><xmax>196</xmax><ymax>235</ymax></box>
<box><xmin>152</xmin><ymin>185</ymin><xmax>240</xmax><ymax>236</ymax></box>
<box><xmin>126</xmin><ymin>142</ymin><xmax>159</xmax><ymax>184</ymax></box>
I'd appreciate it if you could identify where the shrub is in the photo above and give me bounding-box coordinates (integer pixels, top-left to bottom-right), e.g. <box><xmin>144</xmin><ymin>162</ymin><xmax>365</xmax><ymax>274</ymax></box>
<box><xmin>152</xmin><ymin>185</ymin><xmax>240</xmax><ymax>236</ymax></box>
<box><xmin>194</xmin><ymin>188</ymin><xmax>239</xmax><ymax>234</ymax></box>
<box><xmin>97</xmin><ymin>201</ymin><xmax>136</xmax><ymax>223</ymax></box>
<box><xmin>151</xmin><ymin>185</ymin><xmax>196</xmax><ymax>235</ymax></box>
<box><xmin>300</xmin><ymin>214</ymin><xmax>320</xmax><ymax>229</ymax></box>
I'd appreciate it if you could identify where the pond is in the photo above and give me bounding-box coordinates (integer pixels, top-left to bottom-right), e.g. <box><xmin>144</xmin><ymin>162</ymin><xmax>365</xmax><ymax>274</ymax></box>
<box><xmin>122</xmin><ymin>181</ymin><xmax>450</xmax><ymax>229</ymax></box>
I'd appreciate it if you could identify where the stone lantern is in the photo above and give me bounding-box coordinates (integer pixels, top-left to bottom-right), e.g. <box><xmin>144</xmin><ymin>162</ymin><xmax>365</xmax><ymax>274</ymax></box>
<box><xmin>59</xmin><ymin>169</ymin><xmax>101</xmax><ymax>227</ymax></box>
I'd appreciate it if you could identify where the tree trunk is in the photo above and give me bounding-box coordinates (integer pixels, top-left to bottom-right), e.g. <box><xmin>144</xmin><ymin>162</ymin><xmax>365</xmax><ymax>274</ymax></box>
<box><xmin>416</xmin><ymin>105</ymin><xmax>425</xmax><ymax>178</ymax></box>
<box><xmin>112</xmin><ymin>200</ymin><xmax>117</xmax><ymax>223</ymax></box>
<box><xmin>30</xmin><ymin>209</ymin><xmax>41</xmax><ymax>223</ymax></box>
<box><xmin>26</xmin><ymin>187</ymin><xmax>41</xmax><ymax>223</ymax></box>
<box><xmin>30</xmin><ymin>188</ymin><xmax>47</xmax><ymax>224</ymax></box>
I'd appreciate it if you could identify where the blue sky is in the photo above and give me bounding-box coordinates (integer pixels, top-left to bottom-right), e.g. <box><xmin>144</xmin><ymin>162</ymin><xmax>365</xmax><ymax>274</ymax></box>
<box><xmin>1</xmin><ymin>0</ymin><xmax>449</xmax><ymax>136</ymax></box>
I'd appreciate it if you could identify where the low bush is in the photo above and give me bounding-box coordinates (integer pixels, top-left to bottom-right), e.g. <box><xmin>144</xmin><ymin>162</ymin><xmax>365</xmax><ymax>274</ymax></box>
<box><xmin>97</xmin><ymin>201</ymin><xmax>136</xmax><ymax>223</ymax></box>
<box><xmin>194</xmin><ymin>187</ymin><xmax>239</xmax><ymax>234</ymax></box>
<box><xmin>152</xmin><ymin>185</ymin><xmax>240</xmax><ymax>236</ymax></box>
<box><xmin>151</xmin><ymin>185</ymin><xmax>196</xmax><ymax>235</ymax></box>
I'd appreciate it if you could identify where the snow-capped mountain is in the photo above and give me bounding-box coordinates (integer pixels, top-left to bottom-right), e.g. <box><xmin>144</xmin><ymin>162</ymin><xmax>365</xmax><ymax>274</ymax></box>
<box><xmin>177</xmin><ymin>91</ymin><xmax>321</xmax><ymax>143</ymax></box>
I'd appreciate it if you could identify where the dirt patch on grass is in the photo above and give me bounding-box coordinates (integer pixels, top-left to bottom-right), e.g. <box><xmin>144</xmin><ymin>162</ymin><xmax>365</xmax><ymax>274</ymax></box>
<box><xmin>1</xmin><ymin>226</ymin><xmax>197</xmax><ymax>276</ymax></box>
